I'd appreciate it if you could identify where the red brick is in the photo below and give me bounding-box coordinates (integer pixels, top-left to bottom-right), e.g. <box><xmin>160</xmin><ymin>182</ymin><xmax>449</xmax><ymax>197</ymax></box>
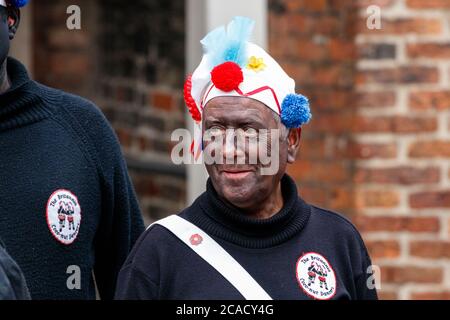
<box><xmin>48</xmin><ymin>53</ymin><xmax>90</xmax><ymax>77</ymax></box>
<box><xmin>313</xmin><ymin>113</ymin><xmax>354</xmax><ymax>134</ymax></box>
<box><xmin>115</xmin><ymin>128</ymin><xmax>131</xmax><ymax>148</ymax></box>
<box><xmin>356</xmin><ymin>91</ymin><xmax>396</xmax><ymax>108</ymax></box>
<box><xmin>354</xmin><ymin>166</ymin><xmax>440</xmax><ymax>185</ymax></box>
<box><xmin>138</xmin><ymin>135</ymin><xmax>151</xmax><ymax>152</ymax></box>
<box><xmin>337</xmin><ymin>141</ymin><xmax>397</xmax><ymax>159</ymax></box>
<box><xmin>357</xmin><ymin>67</ymin><xmax>439</xmax><ymax>85</ymax></box>
<box><xmin>378</xmin><ymin>290</ymin><xmax>399</xmax><ymax>300</ymax></box>
<box><xmin>365</xmin><ymin>240</ymin><xmax>401</xmax><ymax>258</ymax></box>
<box><xmin>152</xmin><ymin>91</ymin><xmax>174</xmax><ymax>111</ymax></box>
<box><xmin>295</xmin><ymin>39</ymin><xmax>328</xmax><ymax>62</ymax></box>
<box><xmin>353</xmin><ymin>116</ymin><xmax>437</xmax><ymax>133</ymax></box>
<box><xmin>312</xmin><ymin>65</ymin><xmax>354</xmax><ymax>88</ymax></box>
<box><xmin>407</xmin><ymin>43</ymin><xmax>450</xmax><ymax>59</ymax></box>
<box><xmin>289</xmin><ymin>160</ymin><xmax>349</xmax><ymax>184</ymax></box>
<box><xmin>281</xmin><ymin>63</ymin><xmax>312</xmax><ymax>87</ymax></box>
<box><xmin>284</xmin><ymin>0</ymin><xmax>328</xmax><ymax>12</ymax></box>
<box><xmin>381</xmin><ymin>266</ymin><xmax>443</xmax><ymax>284</ymax></box>
<box><xmin>354</xmin><ymin>216</ymin><xmax>440</xmax><ymax>233</ymax></box>
<box><xmin>409</xmin><ymin>141</ymin><xmax>450</xmax><ymax>158</ymax></box>
<box><xmin>410</xmin><ymin>91</ymin><xmax>450</xmax><ymax>111</ymax></box>
<box><xmin>298</xmin><ymin>137</ymin><xmax>327</xmax><ymax>159</ymax></box>
<box><xmin>356</xmin><ymin>190</ymin><xmax>400</xmax><ymax>208</ymax></box>
<box><xmin>297</xmin><ymin>185</ymin><xmax>328</xmax><ymax>206</ymax></box>
<box><xmin>356</xmin><ymin>0</ymin><xmax>395</xmax><ymax>8</ymax></box>
<box><xmin>282</xmin><ymin>14</ymin><xmax>344</xmax><ymax>37</ymax></box>
<box><xmin>132</xmin><ymin>175</ymin><xmax>160</xmax><ymax>197</ymax></box>
<box><xmin>328</xmin><ymin>39</ymin><xmax>356</xmax><ymax>61</ymax></box>
<box><xmin>410</xmin><ymin>241</ymin><xmax>450</xmax><ymax>259</ymax></box>
<box><xmin>411</xmin><ymin>291</ymin><xmax>450</xmax><ymax>300</ymax></box>
<box><xmin>406</xmin><ymin>0</ymin><xmax>450</xmax><ymax>9</ymax></box>
<box><xmin>358</xmin><ymin>18</ymin><xmax>442</xmax><ymax>35</ymax></box>
<box><xmin>48</xmin><ymin>29</ymin><xmax>89</xmax><ymax>49</ymax></box>
<box><xmin>329</xmin><ymin>186</ymin><xmax>354</xmax><ymax>210</ymax></box>
<box><xmin>410</xmin><ymin>191</ymin><xmax>450</xmax><ymax>208</ymax></box>
<box><xmin>309</xmin><ymin>90</ymin><xmax>354</xmax><ymax>111</ymax></box>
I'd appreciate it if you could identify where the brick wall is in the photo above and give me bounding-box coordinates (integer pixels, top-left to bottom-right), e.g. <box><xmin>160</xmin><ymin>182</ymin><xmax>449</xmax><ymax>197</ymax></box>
<box><xmin>33</xmin><ymin>0</ymin><xmax>187</xmax><ymax>224</ymax></box>
<box><xmin>95</xmin><ymin>0</ymin><xmax>186</xmax><ymax>224</ymax></box>
<box><xmin>269</xmin><ymin>0</ymin><xmax>450</xmax><ymax>299</ymax></box>
<box><xmin>269</xmin><ymin>0</ymin><xmax>359</xmax><ymax>218</ymax></box>
<box><xmin>32</xmin><ymin>0</ymin><xmax>450</xmax><ymax>299</ymax></box>
<box><xmin>354</xmin><ymin>0</ymin><xmax>450</xmax><ymax>300</ymax></box>
<box><xmin>33</xmin><ymin>0</ymin><xmax>95</xmax><ymax>98</ymax></box>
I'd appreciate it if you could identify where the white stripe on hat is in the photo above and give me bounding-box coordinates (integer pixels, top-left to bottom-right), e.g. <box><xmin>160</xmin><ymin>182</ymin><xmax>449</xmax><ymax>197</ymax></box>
<box><xmin>0</xmin><ymin>0</ymin><xmax>7</xmax><ymax>7</ymax></box>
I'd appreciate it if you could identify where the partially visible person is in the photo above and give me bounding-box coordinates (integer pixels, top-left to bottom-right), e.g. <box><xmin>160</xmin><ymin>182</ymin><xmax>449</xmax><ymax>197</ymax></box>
<box><xmin>115</xmin><ymin>17</ymin><xmax>378</xmax><ymax>300</ymax></box>
<box><xmin>0</xmin><ymin>0</ymin><xmax>145</xmax><ymax>299</ymax></box>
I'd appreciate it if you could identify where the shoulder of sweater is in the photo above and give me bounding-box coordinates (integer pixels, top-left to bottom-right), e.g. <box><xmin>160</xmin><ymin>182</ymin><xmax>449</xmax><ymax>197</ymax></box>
<box><xmin>44</xmin><ymin>86</ymin><xmax>110</xmax><ymax>128</ymax></box>
<box><xmin>129</xmin><ymin>208</ymin><xmax>192</xmax><ymax>257</ymax></box>
<box><xmin>123</xmin><ymin>222</ymin><xmax>181</xmax><ymax>271</ymax></box>
<box><xmin>38</xmin><ymin>84</ymin><xmax>122</xmax><ymax>171</ymax></box>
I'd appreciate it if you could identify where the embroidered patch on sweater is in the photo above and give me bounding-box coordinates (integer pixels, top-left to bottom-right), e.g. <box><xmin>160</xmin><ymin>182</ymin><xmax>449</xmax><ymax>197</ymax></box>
<box><xmin>46</xmin><ymin>189</ymin><xmax>82</xmax><ymax>245</ymax></box>
<box><xmin>296</xmin><ymin>252</ymin><xmax>337</xmax><ymax>300</ymax></box>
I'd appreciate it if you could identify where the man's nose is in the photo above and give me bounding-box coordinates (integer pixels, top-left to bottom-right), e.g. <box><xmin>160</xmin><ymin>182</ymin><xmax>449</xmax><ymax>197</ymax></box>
<box><xmin>223</xmin><ymin>129</ymin><xmax>245</xmax><ymax>163</ymax></box>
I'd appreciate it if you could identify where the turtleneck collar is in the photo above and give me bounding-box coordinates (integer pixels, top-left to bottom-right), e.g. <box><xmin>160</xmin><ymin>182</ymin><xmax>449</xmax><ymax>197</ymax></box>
<box><xmin>189</xmin><ymin>174</ymin><xmax>311</xmax><ymax>249</ymax></box>
<box><xmin>0</xmin><ymin>57</ymin><xmax>54</xmax><ymax>131</ymax></box>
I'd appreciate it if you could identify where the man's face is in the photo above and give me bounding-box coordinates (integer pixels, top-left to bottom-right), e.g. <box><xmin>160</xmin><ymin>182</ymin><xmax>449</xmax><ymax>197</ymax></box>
<box><xmin>202</xmin><ymin>96</ymin><xmax>293</xmax><ymax>211</ymax></box>
<box><xmin>0</xmin><ymin>7</ymin><xmax>10</xmax><ymax>64</ymax></box>
<box><xmin>0</xmin><ymin>6</ymin><xmax>19</xmax><ymax>66</ymax></box>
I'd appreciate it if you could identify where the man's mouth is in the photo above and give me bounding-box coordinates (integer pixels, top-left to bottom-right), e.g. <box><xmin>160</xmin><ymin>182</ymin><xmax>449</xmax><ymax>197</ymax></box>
<box><xmin>220</xmin><ymin>168</ymin><xmax>255</xmax><ymax>180</ymax></box>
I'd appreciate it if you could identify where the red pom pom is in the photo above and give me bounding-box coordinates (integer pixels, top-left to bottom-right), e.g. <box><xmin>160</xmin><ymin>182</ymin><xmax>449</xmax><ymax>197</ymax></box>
<box><xmin>210</xmin><ymin>62</ymin><xmax>243</xmax><ymax>92</ymax></box>
<box><xmin>184</xmin><ymin>75</ymin><xmax>201</xmax><ymax>122</ymax></box>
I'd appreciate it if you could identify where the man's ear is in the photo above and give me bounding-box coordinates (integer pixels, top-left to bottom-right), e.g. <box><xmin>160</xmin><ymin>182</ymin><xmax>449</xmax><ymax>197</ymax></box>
<box><xmin>7</xmin><ymin>8</ymin><xmax>20</xmax><ymax>40</ymax></box>
<box><xmin>287</xmin><ymin>127</ymin><xmax>302</xmax><ymax>164</ymax></box>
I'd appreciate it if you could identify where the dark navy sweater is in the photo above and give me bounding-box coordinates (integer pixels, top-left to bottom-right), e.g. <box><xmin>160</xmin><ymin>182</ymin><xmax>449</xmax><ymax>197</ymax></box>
<box><xmin>0</xmin><ymin>58</ymin><xmax>145</xmax><ymax>299</ymax></box>
<box><xmin>0</xmin><ymin>238</ymin><xmax>30</xmax><ymax>300</ymax></box>
<box><xmin>115</xmin><ymin>175</ymin><xmax>378</xmax><ymax>300</ymax></box>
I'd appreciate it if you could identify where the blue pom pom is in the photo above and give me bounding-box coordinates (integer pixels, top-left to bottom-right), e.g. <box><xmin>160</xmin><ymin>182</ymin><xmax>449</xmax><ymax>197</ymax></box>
<box><xmin>281</xmin><ymin>94</ymin><xmax>312</xmax><ymax>128</ymax></box>
<box><xmin>9</xmin><ymin>0</ymin><xmax>29</xmax><ymax>8</ymax></box>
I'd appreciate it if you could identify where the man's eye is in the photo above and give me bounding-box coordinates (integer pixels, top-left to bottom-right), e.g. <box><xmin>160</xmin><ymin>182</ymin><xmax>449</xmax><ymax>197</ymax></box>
<box><xmin>207</xmin><ymin>126</ymin><xmax>224</xmax><ymax>135</ymax></box>
<box><xmin>243</xmin><ymin>127</ymin><xmax>258</xmax><ymax>137</ymax></box>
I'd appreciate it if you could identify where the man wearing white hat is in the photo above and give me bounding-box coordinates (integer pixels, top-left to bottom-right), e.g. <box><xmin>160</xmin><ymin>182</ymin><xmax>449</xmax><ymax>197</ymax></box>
<box><xmin>0</xmin><ymin>0</ymin><xmax>144</xmax><ymax>299</ymax></box>
<box><xmin>116</xmin><ymin>17</ymin><xmax>377</xmax><ymax>300</ymax></box>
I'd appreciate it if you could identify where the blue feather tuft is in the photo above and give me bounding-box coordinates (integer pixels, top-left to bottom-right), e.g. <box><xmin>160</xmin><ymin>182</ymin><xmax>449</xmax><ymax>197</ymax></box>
<box><xmin>200</xmin><ymin>16</ymin><xmax>254</xmax><ymax>68</ymax></box>
<box><xmin>281</xmin><ymin>94</ymin><xmax>312</xmax><ymax>128</ymax></box>
<box><xmin>9</xmin><ymin>0</ymin><xmax>29</xmax><ymax>8</ymax></box>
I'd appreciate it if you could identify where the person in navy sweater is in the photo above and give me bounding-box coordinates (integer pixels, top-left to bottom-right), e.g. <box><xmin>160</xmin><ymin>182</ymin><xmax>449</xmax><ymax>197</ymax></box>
<box><xmin>0</xmin><ymin>0</ymin><xmax>144</xmax><ymax>299</ymax></box>
<box><xmin>115</xmin><ymin>17</ymin><xmax>378</xmax><ymax>300</ymax></box>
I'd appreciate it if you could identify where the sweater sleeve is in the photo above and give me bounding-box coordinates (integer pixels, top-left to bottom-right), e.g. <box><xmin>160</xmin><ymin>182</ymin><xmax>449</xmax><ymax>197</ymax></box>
<box><xmin>355</xmin><ymin>246</ymin><xmax>378</xmax><ymax>300</ymax></box>
<box><xmin>115</xmin><ymin>264</ymin><xmax>159</xmax><ymax>300</ymax></box>
<box><xmin>93</xmin><ymin>157</ymin><xmax>145</xmax><ymax>300</ymax></box>
<box><xmin>59</xmin><ymin>96</ymin><xmax>145</xmax><ymax>300</ymax></box>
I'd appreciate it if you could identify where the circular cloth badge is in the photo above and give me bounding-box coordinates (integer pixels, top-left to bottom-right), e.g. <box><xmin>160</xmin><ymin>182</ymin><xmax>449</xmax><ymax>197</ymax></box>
<box><xmin>46</xmin><ymin>189</ymin><xmax>82</xmax><ymax>245</ymax></box>
<box><xmin>296</xmin><ymin>252</ymin><xmax>337</xmax><ymax>300</ymax></box>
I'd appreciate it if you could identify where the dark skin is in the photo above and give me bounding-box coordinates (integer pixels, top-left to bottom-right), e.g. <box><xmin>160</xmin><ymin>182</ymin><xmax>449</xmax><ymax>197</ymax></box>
<box><xmin>0</xmin><ymin>6</ymin><xmax>20</xmax><ymax>94</ymax></box>
<box><xmin>203</xmin><ymin>96</ymin><xmax>301</xmax><ymax>220</ymax></box>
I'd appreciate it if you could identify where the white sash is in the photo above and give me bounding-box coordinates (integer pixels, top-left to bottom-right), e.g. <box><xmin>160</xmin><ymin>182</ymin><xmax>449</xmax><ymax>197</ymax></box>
<box><xmin>151</xmin><ymin>215</ymin><xmax>273</xmax><ymax>300</ymax></box>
